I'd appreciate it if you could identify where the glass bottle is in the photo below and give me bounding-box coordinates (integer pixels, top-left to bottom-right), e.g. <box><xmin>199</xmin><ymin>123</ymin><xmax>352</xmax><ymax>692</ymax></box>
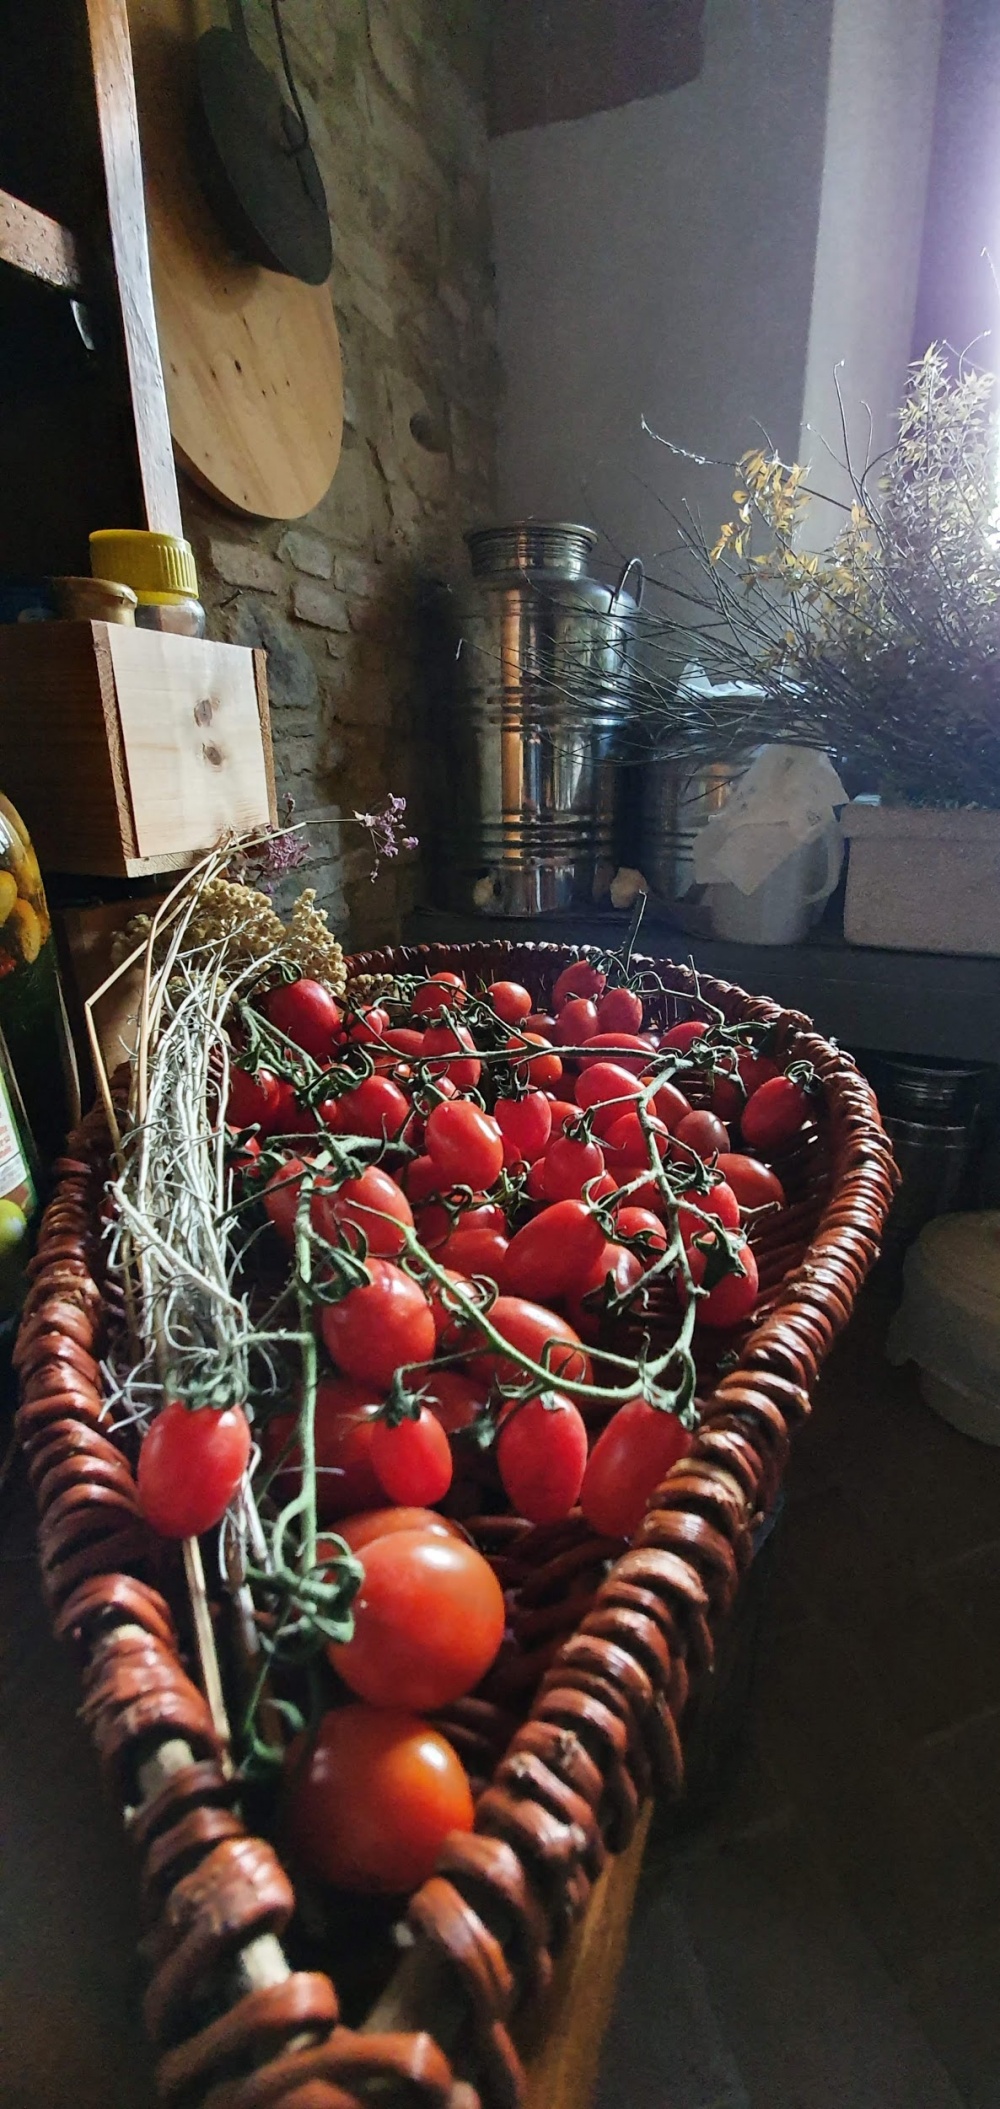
<box><xmin>0</xmin><ymin>1022</ymin><xmax>39</xmax><ymax>1325</ymax></box>
<box><xmin>89</xmin><ymin>529</ymin><xmax>206</xmax><ymax>638</ymax></box>
<box><xmin>0</xmin><ymin>793</ymin><xmax>79</xmax><ymax>1166</ymax></box>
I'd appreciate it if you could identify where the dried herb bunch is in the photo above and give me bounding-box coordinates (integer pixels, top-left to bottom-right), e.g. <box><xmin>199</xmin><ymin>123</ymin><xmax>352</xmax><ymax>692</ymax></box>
<box><xmin>636</xmin><ymin>347</ymin><xmax>1000</xmax><ymax>806</ymax></box>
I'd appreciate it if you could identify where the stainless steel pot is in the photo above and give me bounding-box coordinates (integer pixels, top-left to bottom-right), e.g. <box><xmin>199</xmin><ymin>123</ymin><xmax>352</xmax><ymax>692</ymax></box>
<box><xmin>639</xmin><ymin>752</ymin><xmax>754</xmax><ymax>933</ymax></box>
<box><xmin>434</xmin><ymin>523</ymin><xmax>641</xmax><ymax>915</ymax></box>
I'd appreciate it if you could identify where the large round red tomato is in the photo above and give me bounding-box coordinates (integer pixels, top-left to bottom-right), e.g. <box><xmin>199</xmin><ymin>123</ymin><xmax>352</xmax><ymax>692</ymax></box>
<box><xmin>580</xmin><ymin>1397</ymin><xmax>693</xmax><ymax>1538</ymax></box>
<box><xmin>138</xmin><ymin>1401</ymin><xmax>250</xmax><ymax>1539</ymax></box>
<box><xmin>497</xmin><ymin>1393</ymin><xmax>588</xmax><ymax>1523</ymax></box>
<box><xmin>425</xmin><ymin>1101</ymin><xmax>504</xmax><ymax>1190</ymax></box>
<box><xmin>465</xmin><ymin>1296</ymin><xmax>592</xmax><ymax>1390</ymax></box>
<box><xmin>284</xmin><ymin>1706</ymin><xmax>473</xmax><ymax>1893</ymax></box>
<box><xmin>320</xmin><ymin>1262</ymin><xmax>436</xmax><ymax>1388</ymax></box>
<box><xmin>370</xmin><ymin>1407</ymin><xmax>453</xmax><ymax>1505</ymax></box>
<box><xmin>329</xmin><ymin>1529</ymin><xmax>506</xmax><ymax>1709</ymax></box>
<box><xmin>499</xmin><ymin>1199</ymin><xmax>605</xmax><ymax>1302</ymax></box>
<box><xmin>265</xmin><ymin>978</ymin><xmax>343</xmax><ymax>1060</ymax></box>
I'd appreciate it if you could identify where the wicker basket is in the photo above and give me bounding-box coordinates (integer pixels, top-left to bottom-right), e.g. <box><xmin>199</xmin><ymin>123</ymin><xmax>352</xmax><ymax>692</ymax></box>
<box><xmin>15</xmin><ymin>943</ymin><xmax>896</xmax><ymax>2109</ymax></box>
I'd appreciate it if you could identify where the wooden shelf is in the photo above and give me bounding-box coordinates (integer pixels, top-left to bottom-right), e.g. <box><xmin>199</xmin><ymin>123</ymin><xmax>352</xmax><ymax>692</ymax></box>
<box><xmin>0</xmin><ymin>185</ymin><xmax>81</xmax><ymax>293</ymax></box>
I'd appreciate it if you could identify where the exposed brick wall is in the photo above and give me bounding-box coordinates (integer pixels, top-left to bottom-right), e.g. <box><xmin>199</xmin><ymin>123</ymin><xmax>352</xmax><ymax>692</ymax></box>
<box><xmin>179</xmin><ymin>0</ymin><xmax>498</xmax><ymax>944</ymax></box>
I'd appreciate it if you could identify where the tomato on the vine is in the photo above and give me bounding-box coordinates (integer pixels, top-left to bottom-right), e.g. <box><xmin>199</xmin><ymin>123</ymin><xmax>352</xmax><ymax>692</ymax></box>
<box><xmin>320</xmin><ymin>1262</ymin><xmax>436</xmax><ymax>1388</ymax></box>
<box><xmin>338</xmin><ymin>1507</ymin><xmax>466</xmax><ymax>1553</ymax></box>
<box><xmin>687</xmin><ymin>1236</ymin><xmax>760</xmax><ymax>1328</ymax></box>
<box><xmin>500</xmin><ymin>1198</ymin><xmax>606</xmax><ymax>1301</ymax></box>
<box><xmin>264</xmin><ymin>1374</ymin><xmax>385</xmax><ymax>1522</ymax></box>
<box><xmin>323</xmin><ymin>1075</ymin><xmax>409</xmax><ymax>1141</ymax></box>
<box><xmin>419</xmin><ymin>1367</ymin><xmax>488</xmax><ymax>1433</ymax></box>
<box><xmin>411</xmin><ymin>972</ymin><xmax>466</xmax><ymax>1019</ymax></box>
<box><xmin>370</xmin><ymin>1407</ymin><xmax>453</xmax><ymax>1506</ymax></box>
<box><xmin>227</xmin><ymin>1063</ymin><xmax>281</xmax><ymax>1133</ymax></box>
<box><xmin>672</xmin><ymin>1109</ymin><xmax>730</xmax><ymax>1159</ymax></box>
<box><xmin>613</xmin><ymin>1204</ymin><xmax>668</xmax><ymax>1255</ymax></box>
<box><xmin>425</xmin><ymin>1267</ymin><xmax>478</xmax><ymax>1345</ymax></box>
<box><xmin>329</xmin><ymin>1529</ymin><xmax>506</xmax><ymax>1710</ymax></box>
<box><xmin>577</xmin><ymin>1033</ymin><xmax>656</xmax><ymax>1075</ymax></box>
<box><xmin>554</xmin><ymin>996</ymin><xmax>600</xmax><ymax>1046</ymax></box>
<box><xmin>540</xmin><ymin>1130</ymin><xmax>606</xmax><ymax>1202</ymax></box>
<box><xmin>487</xmin><ymin>980</ymin><xmax>533</xmax><ymax>1026</ymax></box>
<box><xmin>497</xmin><ymin>1393</ymin><xmax>588</xmax><ymax>1524</ymax></box>
<box><xmin>647</xmin><ymin>1079</ymin><xmax>693</xmax><ymax>1132</ymax></box>
<box><xmin>716</xmin><ymin>1153</ymin><xmax>786</xmax><ymax>1211</ymax></box>
<box><xmin>314</xmin><ymin>1166</ymin><xmax>413</xmax><ymax>1259</ymax></box>
<box><xmin>465</xmin><ymin>1295</ymin><xmax>592</xmax><ymax>1389</ymax></box>
<box><xmin>404</xmin><ymin>1154</ymin><xmax>441</xmax><ymax>1205</ymax></box>
<box><xmin>494</xmin><ymin>1092</ymin><xmax>552</xmax><ymax>1165</ymax></box>
<box><xmin>553</xmin><ymin>960</ymin><xmax>606</xmax><ymax>1009</ymax></box>
<box><xmin>438</xmin><ymin>1224</ymin><xmax>509</xmax><ymax>1282</ymax></box>
<box><xmin>507</xmin><ymin>1032</ymin><xmax>562</xmax><ymax>1090</ymax></box>
<box><xmin>138</xmin><ymin>1401</ymin><xmax>251</xmax><ymax>1539</ymax></box>
<box><xmin>284</xmin><ymin>1705</ymin><xmax>473</xmax><ymax>1894</ymax></box>
<box><xmin>568</xmin><ymin>1241</ymin><xmax>644</xmax><ymax>1339</ymax></box>
<box><xmin>661</xmin><ymin>1019</ymin><xmax>711</xmax><ymax>1054</ymax></box>
<box><xmin>425</xmin><ymin>1101</ymin><xmax>504</xmax><ymax>1190</ymax></box>
<box><xmin>741</xmin><ymin>1075</ymin><xmax>810</xmax><ymax>1152</ymax></box>
<box><xmin>676</xmin><ymin>1180</ymin><xmax>740</xmax><ymax>1245</ymax></box>
<box><xmin>576</xmin><ymin>1061</ymin><xmax>644</xmax><ymax>1138</ymax></box>
<box><xmin>603</xmin><ymin>1110</ymin><xmax>671</xmax><ymax>1170</ymax></box>
<box><xmin>738</xmin><ymin>1049</ymin><xmax>782</xmax><ymax>1097</ymax></box>
<box><xmin>420</xmin><ymin>1022</ymin><xmax>482</xmax><ymax>1090</ymax></box>
<box><xmin>264</xmin><ymin>978</ymin><xmax>342</xmax><ymax>1060</ymax></box>
<box><xmin>381</xmin><ymin>1027</ymin><xmax>426</xmax><ymax>1060</ymax></box>
<box><xmin>580</xmin><ymin>1397</ymin><xmax>693</xmax><ymax>1538</ymax></box>
<box><xmin>596</xmin><ymin>987</ymin><xmax>645</xmax><ymax>1035</ymax></box>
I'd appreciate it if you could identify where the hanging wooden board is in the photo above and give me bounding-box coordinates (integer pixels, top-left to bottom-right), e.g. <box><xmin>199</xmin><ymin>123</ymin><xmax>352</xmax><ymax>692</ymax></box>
<box><xmin>126</xmin><ymin>0</ymin><xmax>343</xmax><ymax>520</ymax></box>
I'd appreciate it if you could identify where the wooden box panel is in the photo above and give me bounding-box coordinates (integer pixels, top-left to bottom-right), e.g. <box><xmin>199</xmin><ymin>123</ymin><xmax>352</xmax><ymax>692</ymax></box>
<box><xmin>0</xmin><ymin>620</ymin><xmax>275</xmax><ymax>875</ymax></box>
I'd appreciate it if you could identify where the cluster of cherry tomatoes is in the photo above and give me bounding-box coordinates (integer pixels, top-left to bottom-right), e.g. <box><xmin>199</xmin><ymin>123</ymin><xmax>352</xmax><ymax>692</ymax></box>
<box><xmin>134</xmin><ymin>954</ymin><xmax>814</xmax><ymax>1893</ymax></box>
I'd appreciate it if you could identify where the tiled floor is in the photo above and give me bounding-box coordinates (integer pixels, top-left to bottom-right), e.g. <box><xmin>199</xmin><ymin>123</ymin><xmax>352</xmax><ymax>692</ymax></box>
<box><xmin>3</xmin><ymin>1287</ymin><xmax>1000</xmax><ymax>2108</ymax></box>
<box><xmin>597</xmin><ymin>1288</ymin><xmax>1000</xmax><ymax>2108</ymax></box>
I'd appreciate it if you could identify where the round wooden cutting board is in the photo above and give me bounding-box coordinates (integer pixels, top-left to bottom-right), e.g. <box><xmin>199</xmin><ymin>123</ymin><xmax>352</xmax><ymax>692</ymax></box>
<box><xmin>127</xmin><ymin>0</ymin><xmax>343</xmax><ymax>519</ymax></box>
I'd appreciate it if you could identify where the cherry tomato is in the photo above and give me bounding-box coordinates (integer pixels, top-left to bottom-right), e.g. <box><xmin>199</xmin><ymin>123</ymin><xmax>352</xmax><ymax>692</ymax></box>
<box><xmin>716</xmin><ymin>1153</ymin><xmax>786</xmax><ymax>1211</ymax></box>
<box><xmin>741</xmin><ymin>1075</ymin><xmax>810</xmax><ymax>1152</ymax></box>
<box><xmin>344</xmin><ymin>1005</ymin><xmax>389</xmax><ymax>1044</ymax></box>
<box><xmin>541</xmin><ymin>1132</ymin><xmax>606</xmax><ymax>1203</ymax></box>
<box><xmin>500</xmin><ymin>1198</ymin><xmax>606</xmax><ymax>1301</ymax></box>
<box><xmin>227</xmin><ymin>1063</ymin><xmax>281</xmax><ymax>1133</ymax></box>
<box><xmin>661</xmin><ymin>1019</ymin><xmax>711</xmax><ymax>1053</ymax></box>
<box><xmin>596</xmin><ymin>988</ymin><xmax>645</xmax><ymax>1034</ymax></box>
<box><xmin>338</xmin><ymin>1507</ymin><xmax>466</xmax><ymax>1553</ymax></box>
<box><xmin>487</xmin><ymin>980</ymin><xmax>533</xmax><ymax>1026</ymax></box>
<box><xmin>707</xmin><ymin>1066</ymin><xmax>744</xmax><ymax>1123</ymax></box>
<box><xmin>465</xmin><ymin>1296</ymin><xmax>592</xmax><ymax>1390</ymax></box>
<box><xmin>381</xmin><ymin>1027</ymin><xmax>426</xmax><ymax>1060</ymax></box>
<box><xmin>613</xmin><ymin>1204</ymin><xmax>668</xmax><ymax>1255</ymax></box>
<box><xmin>405</xmin><ymin>1154</ymin><xmax>441</xmax><ymax>1205</ymax></box>
<box><xmin>554</xmin><ymin>996</ymin><xmax>600</xmax><ymax>1046</ymax></box>
<box><xmin>263</xmin><ymin>1375</ymin><xmax>384</xmax><ymax>1522</ymax></box>
<box><xmin>263</xmin><ymin>1155</ymin><xmax>310</xmax><ymax>1245</ymax></box>
<box><xmin>421</xmin><ymin>1022</ymin><xmax>481</xmax><ymax>1090</ymax></box>
<box><xmin>589</xmin><ymin>1169</ymin><xmax>620</xmax><ymax>1203</ymax></box>
<box><xmin>687</xmin><ymin>1236</ymin><xmax>760</xmax><ymax>1327</ymax></box>
<box><xmin>284</xmin><ymin>1705</ymin><xmax>473</xmax><ymax>1894</ymax></box>
<box><xmin>507</xmin><ymin>1032</ymin><xmax>562</xmax><ymax>1090</ymax></box>
<box><xmin>738</xmin><ymin>1050</ymin><xmax>782</xmax><ymax>1097</ymax></box>
<box><xmin>411</xmin><ymin>972</ymin><xmax>467</xmax><ymax>1020</ymax></box>
<box><xmin>497</xmin><ymin>1393</ymin><xmax>588</xmax><ymax>1524</ymax></box>
<box><xmin>546</xmin><ymin>1098</ymin><xmax>581</xmax><ymax>1132</ymax></box>
<box><xmin>524</xmin><ymin>1158</ymin><xmax>549</xmax><ymax>1201</ymax></box>
<box><xmin>526</xmin><ymin>1011</ymin><xmax>558</xmax><ymax>1038</ymax></box>
<box><xmin>577</xmin><ymin>1033</ymin><xmax>657</xmax><ymax>1075</ymax></box>
<box><xmin>138</xmin><ymin>1401</ymin><xmax>251</xmax><ymax>1538</ymax></box>
<box><xmin>370</xmin><ymin>1407</ymin><xmax>453</xmax><ymax>1505</ymax></box>
<box><xmin>676</xmin><ymin>1180</ymin><xmax>741</xmax><ymax>1245</ymax></box>
<box><xmin>580</xmin><ymin>1398</ymin><xmax>693</xmax><ymax>1538</ymax></box>
<box><xmin>552</xmin><ymin>960</ymin><xmax>606</xmax><ymax>1010</ymax></box>
<box><xmin>648</xmin><ymin>1079</ymin><xmax>693</xmax><ymax>1131</ymax></box>
<box><xmin>321</xmin><ymin>1262</ymin><xmax>436</xmax><ymax>1388</ymax></box>
<box><xmin>495</xmin><ymin>1092</ymin><xmax>552</xmax><ymax>1165</ymax></box>
<box><xmin>419</xmin><ymin>1368</ymin><xmax>488</xmax><ymax>1433</ymax></box>
<box><xmin>438</xmin><ymin>1225</ymin><xmax>509</xmax><ymax>1282</ymax></box>
<box><xmin>269</xmin><ymin>1078</ymin><xmax>307</xmax><ymax>1136</ymax></box>
<box><xmin>603</xmin><ymin>1110</ymin><xmax>670</xmax><ymax>1170</ymax></box>
<box><xmin>315</xmin><ymin>1167</ymin><xmax>414</xmax><ymax>1259</ymax></box>
<box><xmin>425</xmin><ymin>1101</ymin><xmax>504</xmax><ymax>1190</ymax></box>
<box><xmin>329</xmin><ymin>1529</ymin><xmax>506</xmax><ymax>1709</ymax></box>
<box><xmin>576</xmin><ymin>1062</ymin><xmax>643</xmax><ymax>1141</ymax></box>
<box><xmin>568</xmin><ymin>1242</ymin><xmax>644</xmax><ymax>1339</ymax></box>
<box><xmin>328</xmin><ymin>1075</ymin><xmax>409</xmax><ymax>1140</ymax></box>
<box><xmin>425</xmin><ymin>1268</ymin><xmax>479</xmax><ymax>1345</ymax></box>
<box><xmin>672</xmin><ymin>1109</ymin><xmax>730</xmax><ymax>1159</ymax></box>
<box><xmin>417</xmin><ymin>1199</ymin><xmax>505</xmax><ymax>1254</ymax></box>
<box><xmin>265</xmin><ymin>978</ymin><xmax>343</xmax><ymax>1060</ymax></box>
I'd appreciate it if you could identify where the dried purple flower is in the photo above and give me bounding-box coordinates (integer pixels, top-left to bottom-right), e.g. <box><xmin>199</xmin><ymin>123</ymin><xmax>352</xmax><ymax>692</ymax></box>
<box><xmin>230</xmin><ymin>798</ymin><xmax>310</xmax><ymax>895</ymax></box>
<box><xmin>352</xmin><ymin>794</ymin><xmax>419</xmax><ymax>880</ymax></box>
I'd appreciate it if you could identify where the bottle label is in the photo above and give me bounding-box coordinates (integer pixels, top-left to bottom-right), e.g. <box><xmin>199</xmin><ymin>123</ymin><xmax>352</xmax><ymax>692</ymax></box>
<box><xmin>0</xmin><ymin>1067</ymin><xmax>36</xmax><ymax>1227</ymax></box>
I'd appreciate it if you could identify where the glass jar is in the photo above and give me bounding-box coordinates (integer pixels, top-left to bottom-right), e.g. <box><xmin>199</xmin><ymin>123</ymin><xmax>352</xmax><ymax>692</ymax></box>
<box><xmin>89</xmin><ymin>529</ymin><xmax>207</xmax><ymax>638</ymax></box>
<box><xmin>0</xmin><ymin>1024</ymin><xmax>39</xmax><ymax>1323</ymax></box>
<box><xmin>0</xmin><ymin>793</ymin><xmax>79</xmax><ymax>1165</ymax></box>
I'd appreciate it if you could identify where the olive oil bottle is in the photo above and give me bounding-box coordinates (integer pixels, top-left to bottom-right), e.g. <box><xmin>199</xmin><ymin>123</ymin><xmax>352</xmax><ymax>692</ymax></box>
<box><xmin>0</xmin><ymin>792</ymin><xmax>78</xmax><ymax>1166</ymax></box>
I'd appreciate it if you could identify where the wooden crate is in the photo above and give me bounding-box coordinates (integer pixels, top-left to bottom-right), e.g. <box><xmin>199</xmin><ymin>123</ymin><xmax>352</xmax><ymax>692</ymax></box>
<box><xmin>0</xmin><ymin>620</ymin><xmax>276</xmax><ymax>876</ymax></box>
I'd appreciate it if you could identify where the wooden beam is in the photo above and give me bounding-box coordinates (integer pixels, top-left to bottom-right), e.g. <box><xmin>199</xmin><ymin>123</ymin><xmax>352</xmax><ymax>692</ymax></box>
<box><xmin>0</xmin><ymin>187</ymin><xmax>82</xmax><ymax>294</ymax></box>
<box><xmin>85</xmin><ymin>0</ymin><xmax>183</xmax><ymax>537</ymax></box>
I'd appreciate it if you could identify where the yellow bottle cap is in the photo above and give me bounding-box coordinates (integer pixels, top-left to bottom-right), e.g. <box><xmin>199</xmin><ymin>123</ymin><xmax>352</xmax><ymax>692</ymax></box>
<box><xmin>89</xmin><ymin>529</ymin><xmax>200</xmax><ymax>602</ymax></box>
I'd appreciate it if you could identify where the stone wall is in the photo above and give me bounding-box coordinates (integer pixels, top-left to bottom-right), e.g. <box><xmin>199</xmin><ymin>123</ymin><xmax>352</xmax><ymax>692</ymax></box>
<box><xmin>179</xmin><ymin>0</ymin><xmax>498</xmax><ymax>945</ymax></box>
